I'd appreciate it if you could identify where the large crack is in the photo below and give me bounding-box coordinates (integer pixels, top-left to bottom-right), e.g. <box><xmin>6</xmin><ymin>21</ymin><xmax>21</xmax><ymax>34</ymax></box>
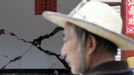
<box><xmin>0</xmin><ymin>27</ymin><xmax>70</xmax><ymax>70</ymax></box>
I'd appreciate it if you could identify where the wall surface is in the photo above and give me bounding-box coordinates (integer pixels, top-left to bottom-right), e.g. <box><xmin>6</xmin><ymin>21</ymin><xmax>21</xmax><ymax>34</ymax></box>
<box><xmin>0</xmin><ymin>0</ymin><xmax>81</xmax><ymax>69</ymax></box>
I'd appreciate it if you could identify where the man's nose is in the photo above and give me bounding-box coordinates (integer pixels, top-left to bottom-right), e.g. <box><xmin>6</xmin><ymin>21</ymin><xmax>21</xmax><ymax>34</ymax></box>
<box><xmin>60</xmin><ymin>46</ymin><xmax>66</xmax><ymax>58</ymax></box>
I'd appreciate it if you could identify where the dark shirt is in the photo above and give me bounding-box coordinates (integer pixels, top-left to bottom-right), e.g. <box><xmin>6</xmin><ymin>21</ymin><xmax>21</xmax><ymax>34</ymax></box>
<box><xmin>85</xmin><ymin>61</ymin><xmax>133</xmax><ymax>75</ymax></box>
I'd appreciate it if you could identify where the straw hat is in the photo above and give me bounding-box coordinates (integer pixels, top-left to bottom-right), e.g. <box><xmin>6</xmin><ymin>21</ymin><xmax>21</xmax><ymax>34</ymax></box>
<box><xmin>42</xmin><ymin>1</ymin><xmax>134</xmax><ymax>50</ymax></box>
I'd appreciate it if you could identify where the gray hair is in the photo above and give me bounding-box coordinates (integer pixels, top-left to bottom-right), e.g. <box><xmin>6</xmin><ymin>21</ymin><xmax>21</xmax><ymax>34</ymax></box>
<box><xmin>67</xmin><ymin>22</ymin><xmax>118</xmax><ymax>55</ymax></box>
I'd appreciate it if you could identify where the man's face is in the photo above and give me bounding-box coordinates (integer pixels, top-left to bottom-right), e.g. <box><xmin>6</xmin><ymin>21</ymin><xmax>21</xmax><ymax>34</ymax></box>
<box><xmin>61</xmin><ymin>25</ymin><xmax>81</xmax><ymax>74</ymax></box>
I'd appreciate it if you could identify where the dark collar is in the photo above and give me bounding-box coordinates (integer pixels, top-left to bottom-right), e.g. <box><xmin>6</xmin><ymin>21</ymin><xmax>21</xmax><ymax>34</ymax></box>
<box><xmin>86</xmin><ymin>61</ymin><xmax>132</xmax><ymax>75</ymax></box>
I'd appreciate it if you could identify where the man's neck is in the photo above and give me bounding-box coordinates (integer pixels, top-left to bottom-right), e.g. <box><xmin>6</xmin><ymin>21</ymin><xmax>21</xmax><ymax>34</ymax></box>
<box><xmin>89</xmin><ymin>50</ymin><xmax>115</xmax><ymax>70</ymax></box>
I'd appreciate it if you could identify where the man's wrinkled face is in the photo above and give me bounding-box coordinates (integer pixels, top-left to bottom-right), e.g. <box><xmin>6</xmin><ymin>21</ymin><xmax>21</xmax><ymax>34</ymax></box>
<box><xmin>61</xmin><ymin>24</ymin><xmax>81</xmax><ymax>74</ymax></box>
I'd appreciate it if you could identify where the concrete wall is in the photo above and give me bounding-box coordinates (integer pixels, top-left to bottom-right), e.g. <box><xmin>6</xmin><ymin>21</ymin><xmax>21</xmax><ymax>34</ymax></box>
<box><xmin>0</xmin><ymin>0</ymin><xmax>80</xmax><ymax>69</ymax></box>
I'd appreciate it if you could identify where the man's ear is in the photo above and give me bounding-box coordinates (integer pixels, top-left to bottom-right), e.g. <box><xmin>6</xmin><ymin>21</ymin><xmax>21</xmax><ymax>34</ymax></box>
<box><xmin>86</xmin><ymin>35</ymin><xmax>97</xmax><ymax>55</ymax></box>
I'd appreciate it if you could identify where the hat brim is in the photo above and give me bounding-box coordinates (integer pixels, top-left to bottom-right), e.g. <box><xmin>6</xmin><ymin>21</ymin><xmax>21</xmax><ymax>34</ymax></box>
<box><xmin>43</xmin><ymin>11</ymin><xmax>134</xmax><ymax>50</ymax></box>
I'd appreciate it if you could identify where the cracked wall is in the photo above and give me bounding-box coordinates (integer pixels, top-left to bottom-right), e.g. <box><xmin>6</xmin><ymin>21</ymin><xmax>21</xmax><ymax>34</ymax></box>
<box><xmin>0</xmin><ymin>0</ymin><xmax>81</xmax><ymax>69</ymax></box>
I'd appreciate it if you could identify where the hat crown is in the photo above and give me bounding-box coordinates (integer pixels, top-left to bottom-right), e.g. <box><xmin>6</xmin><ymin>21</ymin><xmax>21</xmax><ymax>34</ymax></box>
<box><xmin>71</xmin><ymin>1</ymin><xmax>122</xmax><ymax>34</ymax></box>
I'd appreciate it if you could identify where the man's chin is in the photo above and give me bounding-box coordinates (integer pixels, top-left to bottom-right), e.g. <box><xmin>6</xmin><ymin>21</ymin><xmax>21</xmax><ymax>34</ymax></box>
<box><xmin>71</xmin><ymin>67</ymin><xmax>81</xmax><ymax>75</ymax></box>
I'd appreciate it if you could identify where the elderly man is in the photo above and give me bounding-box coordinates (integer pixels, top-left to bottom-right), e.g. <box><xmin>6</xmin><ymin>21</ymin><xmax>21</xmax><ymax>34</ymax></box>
<box><xmin>43</xmin><ymin>1</ymin><xmax>134</xmax><ymax>75</ymax></box>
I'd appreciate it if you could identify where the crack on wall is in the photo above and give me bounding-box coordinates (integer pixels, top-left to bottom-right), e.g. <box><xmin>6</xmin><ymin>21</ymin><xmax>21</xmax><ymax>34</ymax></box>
<box><xmin>0</xmin><ymin>27</ymin><xmax>70</xmax><ymax>70</ymax></box>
